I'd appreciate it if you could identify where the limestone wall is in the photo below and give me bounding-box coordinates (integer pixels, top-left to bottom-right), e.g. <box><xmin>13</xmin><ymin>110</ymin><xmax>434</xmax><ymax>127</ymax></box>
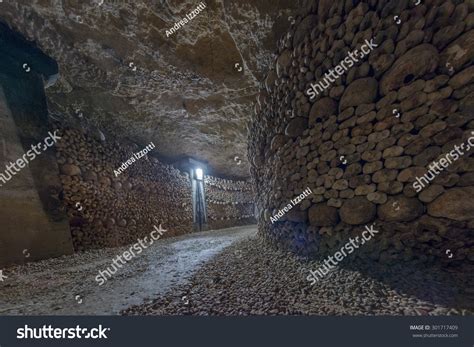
<box><xmin>205</xmin><ymin>176</ymin><xmax>256</xmax><ymax>229</ymax></box>
<box><xmin>0</xmin><ymin>86</ymin><xmax>73</xmax><ymax>267</ymax></box>
<box><xmin>249</xmin><ymin>0</ymin><xmax>474</xmax><ymax>266</ymax></box>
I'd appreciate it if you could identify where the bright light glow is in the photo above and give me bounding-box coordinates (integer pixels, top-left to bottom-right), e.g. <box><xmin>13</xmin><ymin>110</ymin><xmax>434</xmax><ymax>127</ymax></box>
<box><xmin>195</xmin><ymin>168</ymin><xmax>204</xmax><ymax>180</ymax></box>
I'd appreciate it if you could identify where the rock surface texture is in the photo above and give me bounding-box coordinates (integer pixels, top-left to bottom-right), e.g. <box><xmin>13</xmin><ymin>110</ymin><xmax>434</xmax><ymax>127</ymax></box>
<box><xmin>249</xmin><ymin>0</ymin><xmax>474</xmax><ymax>266</ymax></box>
<box><xmin>0</xmin><ymin>0</ymin><xmax>300</xmax><ymax>178</ymax></box>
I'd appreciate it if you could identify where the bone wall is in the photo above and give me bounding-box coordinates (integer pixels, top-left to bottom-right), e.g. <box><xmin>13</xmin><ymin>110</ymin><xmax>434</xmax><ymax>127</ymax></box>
<box><xmin>56</xmin><ymin>125</ymin><xmax>256</xmax><ymax>251</ymax></box>
<box><xmin>205</xmin><ymin>176</ymin><xmax>256</xmax><ymax>229</ymax></box>
<box><xmin>56</xmin><ymin>126</ymin><xmax>193</xmax><ymax>251</ymax></box>
<box><xmin>249</xmin><ymin>0</ymin><xmax>474</xmax><ymax>266</ymax></box>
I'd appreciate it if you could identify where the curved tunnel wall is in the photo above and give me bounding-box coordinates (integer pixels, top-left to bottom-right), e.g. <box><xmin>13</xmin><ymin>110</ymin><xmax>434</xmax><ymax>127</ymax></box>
<box><xmin>249</xmin><ymin>0</ymin><xmax>474</xmax><ymax>266</ymax></box>
<box><xmin>56</xmin><ymin>125</ymin><xmax>256</xmax><ymax>253</ymax></box>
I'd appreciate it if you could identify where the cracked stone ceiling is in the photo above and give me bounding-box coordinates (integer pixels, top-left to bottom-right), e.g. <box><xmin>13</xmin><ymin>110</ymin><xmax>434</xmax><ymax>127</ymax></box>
<box><xmin>0</xmin><ymin>0</ymin><xmax>301</xmax><ymax>178</ymax></box>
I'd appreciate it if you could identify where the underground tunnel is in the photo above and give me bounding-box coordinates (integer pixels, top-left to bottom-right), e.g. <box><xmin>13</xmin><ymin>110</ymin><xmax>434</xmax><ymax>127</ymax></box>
<box><xmin>0</xmin><ymin>0</ymin><xmax>473</xmax><ymax>331</ymax></box>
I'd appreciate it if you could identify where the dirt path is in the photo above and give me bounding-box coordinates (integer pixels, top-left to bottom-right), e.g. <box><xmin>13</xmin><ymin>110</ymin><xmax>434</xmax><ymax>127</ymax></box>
<box><xmin>0</xmin><ymin>225</ymin><xmax>257</xmax><ymax>315</ymax></box>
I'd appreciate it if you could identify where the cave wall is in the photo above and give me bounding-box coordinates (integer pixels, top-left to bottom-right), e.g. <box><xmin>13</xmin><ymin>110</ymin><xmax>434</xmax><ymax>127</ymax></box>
<box><xmin>0</xmin><ymin>0</ymin><xmax>303</xmax><ymax>179</ymax></box>
<box><xmin>0</xmin><ymin>23</ymin><xmax>73</xmax><ymax>267</ymax></box>
<box><xmin>249</xmin><ymin>0</ymin><xmax>474</xmax><ymax>266</ymax></box>
<box><xmin>56</xmin><ymin>126</ymin><xmax>194</xmax><ymax>251</ymax></box>
<box><xmin>205</xmin><ymin>176</ymin><xmax>256</xmax><ymax>229</ymax></box>
<box><xmin>56</xmin><ymin>125</ymin><xmax>256</xmax><ymax>252</ymax></box>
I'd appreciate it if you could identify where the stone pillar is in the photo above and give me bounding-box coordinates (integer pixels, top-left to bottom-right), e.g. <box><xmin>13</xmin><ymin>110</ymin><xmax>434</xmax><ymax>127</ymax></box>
<box><xmin>0</xmin><ymin>23</ymin><xmax>73</xmax><ymax>266</ymax></box>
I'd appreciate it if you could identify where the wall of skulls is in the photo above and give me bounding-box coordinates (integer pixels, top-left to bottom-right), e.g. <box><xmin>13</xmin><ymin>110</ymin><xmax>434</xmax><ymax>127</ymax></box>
<box><xmin>55</xmin><ymin>127</ymin><xmax>193</xmax><ymax>251</ymax></box>
<box><xmin>205</xmin><ymin>176</ymin><xmax>256</xmax><ymax>229</ymax></box>
<box><xmin>249</xmin><ymin>0</ymin><xmax>474</xmax><ymax>266</ymax></box>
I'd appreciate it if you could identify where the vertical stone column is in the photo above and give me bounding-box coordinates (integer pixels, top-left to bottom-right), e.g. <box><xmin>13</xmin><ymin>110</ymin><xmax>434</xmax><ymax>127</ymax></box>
<box><xmin>0</xmin><ymin>86</ymin><xmax>73</xmax><ymax>266</ymax></box>
<box><xmin>0</xmin><ymin>23</ymin><xmax>73</xmax><ymax>266</ymax></box>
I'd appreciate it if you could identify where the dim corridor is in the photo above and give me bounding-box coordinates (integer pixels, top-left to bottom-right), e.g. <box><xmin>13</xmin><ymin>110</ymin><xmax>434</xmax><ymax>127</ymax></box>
<box><xmin>0</xmin><ymin>226</ymin><xmax>256</xmax><ymax>315</ymax></box>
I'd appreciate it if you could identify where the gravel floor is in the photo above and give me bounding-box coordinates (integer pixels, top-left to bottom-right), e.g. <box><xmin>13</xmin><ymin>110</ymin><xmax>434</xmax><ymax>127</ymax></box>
<box><xmin>123</xmin><ymin>234</ymin><xmax>474</xmax><ymax>316</ymax></box>
<box><xmin>2</xmin><ymin>224</ymin><xmax>471</xmax><ymax>316</ymax></box>
<box><xmin>0</xmin><ymin>225</ymin><xmax>255</xmax><ymax>315</ymax></box>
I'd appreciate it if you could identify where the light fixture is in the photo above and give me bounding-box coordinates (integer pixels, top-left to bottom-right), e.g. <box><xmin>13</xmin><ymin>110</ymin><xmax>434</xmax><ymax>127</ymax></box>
<box><xmin>195</xmin><ymin>167</ymin><xmax>204</xmax><ymax>180</ymax></box>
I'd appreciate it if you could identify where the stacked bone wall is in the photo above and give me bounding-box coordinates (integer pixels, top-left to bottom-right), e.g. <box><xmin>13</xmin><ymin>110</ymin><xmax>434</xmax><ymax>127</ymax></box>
<box><xmin>205</xmin><ymin>176</ymin><xmax>256</xmax><ymax>229</ymax></box>
<box><xmin>56</xmin><ymin>126</ymin><xmax>193</xmax><ymax>251</ymax></box>
<box><xmin>249</xmin><ymin>0</ymin><xmax>474</xmax><ymax>266</ymax></box>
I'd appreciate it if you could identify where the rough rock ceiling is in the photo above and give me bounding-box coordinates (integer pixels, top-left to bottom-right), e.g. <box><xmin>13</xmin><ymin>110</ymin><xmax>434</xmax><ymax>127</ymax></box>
<box><xmin>0</xmin><ymin>0</ymin><xmax>301</xmax><ymax>178</ymax></box>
